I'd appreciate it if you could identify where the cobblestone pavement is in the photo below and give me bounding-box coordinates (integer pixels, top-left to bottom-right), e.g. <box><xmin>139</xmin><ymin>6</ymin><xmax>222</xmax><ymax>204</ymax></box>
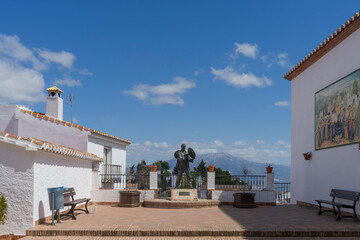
<box><xmin>26</xmin><ymin>204</ymin><xmax>360</xmax><ymax>237</ymax></box>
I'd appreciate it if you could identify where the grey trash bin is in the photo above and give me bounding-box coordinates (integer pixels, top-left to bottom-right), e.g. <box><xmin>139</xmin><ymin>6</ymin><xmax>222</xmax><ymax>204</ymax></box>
<box><xmin>47</xmin><ymin>187</ymin><xmax>64</xmax><ymax>210</ymax></box>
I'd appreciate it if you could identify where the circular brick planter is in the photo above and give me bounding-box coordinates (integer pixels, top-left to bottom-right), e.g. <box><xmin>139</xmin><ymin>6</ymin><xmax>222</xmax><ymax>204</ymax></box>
<box><xmin>143</xmin><ymin>199</ymin><xmax>220</xmax><ymax>209</ymax></box>
<box><xmin>233</xmin><ymin>192</ymin><xmax>257</xmax><ymax>208</ymax></box>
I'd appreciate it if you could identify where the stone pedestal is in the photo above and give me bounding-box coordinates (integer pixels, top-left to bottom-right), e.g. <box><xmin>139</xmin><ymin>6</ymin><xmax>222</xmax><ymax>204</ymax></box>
<box><xmin>171</xmin><ymin>189</ymin><xmax>198</xmax><ymax>201</ymax></box>
<box><xmin>233</xmin><ymin>192</ymin><xmax>257</xmax><ymax>208</ymax></box>
<box><xmin>207</xmin><ymin>171</ymin><xmax>215</xmax><ymax>190</ymax></box>
<box><xmin>118</xmin><ymin>191</ymin><xmax>140</xmax><ymax>207</ymax></box>
<box><xmin>149</xmin><ymin>171</ymin><xmax>158</xmax><ymax>190</ymax></box>
<box><xmin>265</xmin><ymin>173</ymin><xmax>274</xmax><ymax>191</ymax></box>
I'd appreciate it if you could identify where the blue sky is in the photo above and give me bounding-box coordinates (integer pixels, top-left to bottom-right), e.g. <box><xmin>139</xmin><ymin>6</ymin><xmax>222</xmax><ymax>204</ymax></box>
<box><xmin>0</xmin><ymin>1</ymin><xmax>359</xmax><ymax>166</ymax></box>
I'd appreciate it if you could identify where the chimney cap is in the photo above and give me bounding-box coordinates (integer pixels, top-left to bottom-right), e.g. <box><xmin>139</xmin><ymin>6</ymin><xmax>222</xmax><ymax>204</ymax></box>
<box><xmin>46</xmin><ymin>86</ymin><xmax>63</xmax><ymax>93</ymax></box>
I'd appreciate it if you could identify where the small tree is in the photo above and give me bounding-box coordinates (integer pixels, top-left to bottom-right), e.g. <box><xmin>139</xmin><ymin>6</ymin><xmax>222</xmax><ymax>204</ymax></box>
<box><xmin>173</xmin><ymin>162</ymin><xmax>179</xmax><ymax>175</ymax></box>
<box><xmin>0</xmin><ymin>193</ymin><xmax>8</xmax><ymax>225</ymax></box>
<box><xmin>193</xmin><ymin>159</ymin><xmax>207</xmax><ymax>180</ymax></box>
<box><xmin>353</xmin><ymin>80</ymin><xmax>359</xmax><ymax>95</ymax></box>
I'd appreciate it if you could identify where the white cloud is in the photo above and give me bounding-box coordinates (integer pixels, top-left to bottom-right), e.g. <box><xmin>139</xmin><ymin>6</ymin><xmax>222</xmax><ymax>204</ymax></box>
<box><xmin>233</xmin><ymin>43</ymin><xmax>258</xmax><ymax>59</ymax></box>
<box><xmin>38</xmin><ymin>50</ymin><xmax>75</xmax><ymax>68</ymax></box>
<box><xmin>71</xmin><ymin>117</ymin><xmax>78</xmax><ymax>124</ymax></box>
<box><xmin>233</xmin><ymin>141</ymin><xmax>247</xmax><ymax>146</ymax></box>
<box><xmin>124</xmin><ymin>77</ymin><xmax>195</xmax><ymax>106</ymax></box>
<box><xmin>0</xmin><ymin>33</ymin><xmax>88</xmax><ymax>104</ymax></box>
<box><xmin>0</xmin><ymin>61</ymin><xmax>45</xmax><ymax>103</ymax></box>
<box><xmin>274</xmin><ymin>101</ymin><xmax>290</xmax><ymax>107</ymax></box>
<box><xmin>53</xmin><ymin>77</ymin><xmax>82</xmax><ymax>87</ymax></box>
<box><xmin>0</xmin><ymin>34</ymin><xmax>47</xmax><ymax>71</ymax></box>
<box><xmin>275</xmin><ymin>140</ymin><xmax>291</xmax><ymax>149</ymax></box>
<box><xmin>211</xmin><ymin>66</ymin><xmax>272</xmax><ymax>88</ymax></box>
<box><xmin>194</xmin><ymin>69</ymin><xmax>205</xmax><ymax>76</ymax></box>
<box><xmin>127</xmin><ymin>139</ymin><xmax>291</xmax><ymax>166</ymax></box>
<box><xmin>79</xmin><ymin>68</ymin><xmax>93</xmax><ymax>76</ymax></box>
<box><xmin>213</xmin><ymin>140</ymin><xmax>224</xmax><ymax>147</ymax></box>
<box><xmin>277</xmin><ymin>53</ymin><xmax>292</xmax><ymax>68</ymax></box>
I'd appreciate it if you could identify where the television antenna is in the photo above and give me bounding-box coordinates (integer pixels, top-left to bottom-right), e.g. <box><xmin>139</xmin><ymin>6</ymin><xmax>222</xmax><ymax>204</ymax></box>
<box><xmin>66</xmin><ymin>94</ymin><xmax>75</xmax><ymax>123</ymax></box>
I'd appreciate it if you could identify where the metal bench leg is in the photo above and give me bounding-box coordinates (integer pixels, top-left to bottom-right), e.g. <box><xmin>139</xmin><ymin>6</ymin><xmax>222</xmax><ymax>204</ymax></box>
<box><xmin>85</xmin><ymin>200</ymin><xmax>89</xmax><ymax>214</ymax></box>
<box><xmin>353</xmin><ymin>208</ymin><xmax>359</xmax><ymax>221</ymax></box>
<box><xmin>336</xmin><ymin>206</ymin><xmax>342</xmax><ymax>221</ymax></box>
<box><xmin>317</xmin><ymin>202</ymin><xmax>322</xmax><ymax>215</ymax></box>
<box><xmin>332</xmin><ymin>204</ymin><xmax>337</xmax><ymax>215</ymax></box>
<box><xmin>68</xmin><ymin>205</ymin><xmax>76</xmax><ymax>220</ymax></box>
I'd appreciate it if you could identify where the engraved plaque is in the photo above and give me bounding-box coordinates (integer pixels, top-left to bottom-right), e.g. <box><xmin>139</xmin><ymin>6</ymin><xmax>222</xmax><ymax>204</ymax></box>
<box><xmin>171</xmin><ymin>189</ymin><xmax>198</xmax><ymax>201</ymax></box>
<box><xmin>179</xmin><ymin>192</ymin><xmax>190</xmax><ymax>196</ymax></box>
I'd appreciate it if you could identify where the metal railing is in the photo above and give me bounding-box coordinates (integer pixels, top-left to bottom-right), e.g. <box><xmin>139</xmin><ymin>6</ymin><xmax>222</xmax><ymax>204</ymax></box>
<box><xmin>215</xmin><ymin>175</ymin><xmax>265</xmax><ymax>190</ymax></box>
<box><xmin>101</xmin><ymin>164</ymin><xmax>122</xmax><ymax>175</ymax></box>
<box><xmin>157</xmin><ymin>173</ymin><xmax>207</xmax><ymax>199</ymax></box>
<box><xmin>275</xmin><ymin>182</ymin><xmax>291</xmax><ymax>205</ymax></box>
<box><xmin>99</xmin><ymin>163</ymin><xmax>150</xmax><ymax>189</ymax></box>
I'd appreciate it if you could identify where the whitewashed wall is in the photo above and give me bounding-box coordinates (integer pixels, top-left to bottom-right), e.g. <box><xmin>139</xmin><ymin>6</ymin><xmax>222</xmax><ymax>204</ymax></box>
<box><xmin>17</xmin><ymin>108</ymin><xmax>89</xmax><ymax>151</ymax></box>
<box><xmin>0</xmin><ymin>105</ymin><xmax>19</xmax><ymax>135</ymax></box>
<box><xmin>88</xmin><ymin>135</ymin><xmax>127</xmax><ymax>171</ymax></box>
<box><xmin>33</xmin><ymin>152</ymin><xmax>92</xmax><ymax>224</ymax></box>
<box><xmin>0</xmin><ymin>142</ymin><xmax>34</xmax><ymax>236</ymax></box>
<box><xmin>291</xmin><ymin>28</ymin><xmax>360</xmax><ymax>213</ymax></box>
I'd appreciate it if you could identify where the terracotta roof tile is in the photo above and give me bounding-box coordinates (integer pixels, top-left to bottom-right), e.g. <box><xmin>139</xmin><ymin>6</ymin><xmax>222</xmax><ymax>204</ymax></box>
<box><xmin>284</xmin><ymin>10</ymin><xmax>360</xmax><ymax>81</ymax></box>
<box><xmin>19</xmin><ymin>108</ymin><xmax>131</xmax><ymax>145</ymax></box>
<box><xmin>0</xmin><ymin>131</ymin><xmax>103</xmax><ymax>161</ymax></box>
<box><xmin>46</xmin><ymin>86</ymin><xmax>63</xmax><ymax>93</ymax></box>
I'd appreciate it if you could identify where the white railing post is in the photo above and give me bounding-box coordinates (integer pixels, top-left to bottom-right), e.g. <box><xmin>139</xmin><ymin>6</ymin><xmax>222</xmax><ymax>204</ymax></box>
<box><xmin>150</xmin><ymin>171</ymin><xmax>158</xmax><ymax>190</ymax></box>
<box><xmin>265</xmin><ymin>172</ymin><xmax>274</xmax><ymax>191</ymax></box>
<box><xmin>207</xmin><ymin>171</ymin><xmax>215</xmax><ymax>190</ymax></box>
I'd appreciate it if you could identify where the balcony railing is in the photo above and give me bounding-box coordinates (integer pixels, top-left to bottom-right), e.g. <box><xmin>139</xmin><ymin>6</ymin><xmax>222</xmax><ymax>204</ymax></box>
<box><xmin>215</xmin><ymin>175</ymin><xmax>266</xmax><ymax>190</ymax></box>
<box><xmin>275</xmin><ymin>182</ymin><xmax>291</xmax><ymax>205</ymax></box>
<box><xmin>101</xmin><ymin>164</ymin><xmax>122</xmax><ymax>175</ymax></box>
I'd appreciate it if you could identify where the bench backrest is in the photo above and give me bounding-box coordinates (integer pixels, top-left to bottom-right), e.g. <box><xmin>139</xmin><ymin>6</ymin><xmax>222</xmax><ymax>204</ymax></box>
<box><xmin>330</xmin><ymin>189</ymin><xmax>360</xmax><ymax>201</ymax></box>
<box><xmin>63</xmin><ymin>187</ymin><xmax>76</xmax><ymax>200</ymax></box>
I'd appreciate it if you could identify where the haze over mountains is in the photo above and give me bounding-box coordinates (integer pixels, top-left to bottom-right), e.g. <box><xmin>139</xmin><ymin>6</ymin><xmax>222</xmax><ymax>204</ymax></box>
<box><xmin>166</xmin><ymin>152</ymin><xmax>290</xmax><ymax>182</ymax></box>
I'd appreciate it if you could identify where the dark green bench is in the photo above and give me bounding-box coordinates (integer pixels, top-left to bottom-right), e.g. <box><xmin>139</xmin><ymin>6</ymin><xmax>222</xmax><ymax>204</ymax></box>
<box><xmin>63</xmin><ymin>188</ymin><xmax>90</xmax><ymax>220</ymax></box>
<box><xmin>316</xmin><ymin>189</ymin><xmax>360</xmax><ymax>221</ymax></box>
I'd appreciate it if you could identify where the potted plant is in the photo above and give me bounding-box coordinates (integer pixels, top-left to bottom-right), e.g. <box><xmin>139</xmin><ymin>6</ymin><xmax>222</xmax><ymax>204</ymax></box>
<box><xmin>0</xmin><ymin>193</ymin><xmax>8</xmax><ymax>224</ymax></box>
<box><xmin>303</xmin><ymin>152</ymin><xmax>311</xmax><ymax>160</ymax></box>
<box><xmin>208</xmin><ymin>165</ymin><xmax>215</xmax><ymax>172</ymax></box>
<box><xmin>266</xmin><ymin>163</ymin><xmax>273</xmax><ymax>173</ymax></box>
<box><xmin>151</xmin><ymin>165</ymin><xmax>157</xmax><ymax>171</ymax></box>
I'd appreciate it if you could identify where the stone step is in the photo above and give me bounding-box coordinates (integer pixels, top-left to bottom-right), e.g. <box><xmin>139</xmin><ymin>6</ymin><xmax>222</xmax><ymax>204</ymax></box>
<box><xmin>21</xmin><ymin>237</ymin><xmax>360</xmax><ymax>240</ymax></box>
<box><xmin>25</xmin><ymin>229</ymin><xmax>360</xmax><ymax>238</ymax></box>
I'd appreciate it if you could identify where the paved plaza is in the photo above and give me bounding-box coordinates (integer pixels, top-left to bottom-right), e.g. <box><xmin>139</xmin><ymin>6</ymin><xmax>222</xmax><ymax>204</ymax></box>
<box><xmin>25</xmin><ymin>204</ymin><xmax>360</xmax><ymax>238</ymax></box>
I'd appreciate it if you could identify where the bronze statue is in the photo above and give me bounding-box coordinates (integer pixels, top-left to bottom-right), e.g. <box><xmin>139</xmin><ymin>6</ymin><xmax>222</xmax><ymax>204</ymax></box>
<box><xmin>174</xmin><ymin>144</ymin><xmax>196</xmax><ymax>189</ymax></box>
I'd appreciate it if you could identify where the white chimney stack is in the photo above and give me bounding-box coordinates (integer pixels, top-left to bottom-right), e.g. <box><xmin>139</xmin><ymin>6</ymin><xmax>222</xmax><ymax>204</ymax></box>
<box><xmin>46</xmin><ymin>86</ymin><xmax>63</xmax><ymax>120</ymax></box>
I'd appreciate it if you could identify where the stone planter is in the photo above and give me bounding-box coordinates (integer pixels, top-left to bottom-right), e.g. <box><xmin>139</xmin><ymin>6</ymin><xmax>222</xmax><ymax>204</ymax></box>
<box><xmin>233</xmin><ymin>192</ymin><xmax>257</xmax><ymax>208</ymax></box>
<box><xmin>118</xmin><ymin>191</ymin><xmax>140</xmax><ymax>207</ymax></box>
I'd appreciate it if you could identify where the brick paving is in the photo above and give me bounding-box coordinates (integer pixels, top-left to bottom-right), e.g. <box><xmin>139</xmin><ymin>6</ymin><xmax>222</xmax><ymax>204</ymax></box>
<box><xmin>26</xmin><ymin>205</ymin><xmax>360</xmax><ymax>238</ymax></box>
<box><xmin>21</xmin><ymin>237</ymin><xmax>360</xmax><ymax>240</ymax></box>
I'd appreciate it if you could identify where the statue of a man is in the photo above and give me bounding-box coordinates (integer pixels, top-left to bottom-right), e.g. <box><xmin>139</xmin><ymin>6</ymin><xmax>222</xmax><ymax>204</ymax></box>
<box><xmin>174</xmin><ymin>143</ymin><xmax>196</xmax><ymax>189</ymax></box>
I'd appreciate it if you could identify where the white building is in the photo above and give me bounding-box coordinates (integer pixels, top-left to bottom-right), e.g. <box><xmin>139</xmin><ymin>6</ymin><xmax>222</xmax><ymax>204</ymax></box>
<box><xmin>284</xmin><ymin>11</ymin><xmax>360</xmax><ymax>212</ymax></box>
<box><xmin>0</xmin><ymin>86</ymin><xmax>131</xmax><ymax>235</ymax></box>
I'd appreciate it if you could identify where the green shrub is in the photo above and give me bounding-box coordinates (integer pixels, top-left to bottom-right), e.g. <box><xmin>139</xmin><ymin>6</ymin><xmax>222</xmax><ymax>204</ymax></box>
<box><xmin>0</xmin><ymin>193</ymin><xmax>8</xmax><ymax>224</ymax></box>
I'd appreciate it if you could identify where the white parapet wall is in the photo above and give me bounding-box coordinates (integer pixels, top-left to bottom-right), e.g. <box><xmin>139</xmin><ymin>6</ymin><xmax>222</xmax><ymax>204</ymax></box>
<box><xmin>90</xmin><ymin>190</ymin><xmax>155</xmax><ymax>203</ymax></box>
<box><xmin>210</xmin><ymin>190</ymin><xmax>275</xmax><ymax>204</ymax></box>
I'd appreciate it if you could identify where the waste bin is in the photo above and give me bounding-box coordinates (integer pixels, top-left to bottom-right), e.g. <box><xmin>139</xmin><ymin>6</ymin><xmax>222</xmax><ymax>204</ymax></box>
<box><xmin>47</xmin><ymin>187</ymin><xmax>64</xmax><ymax>210</ymax></box>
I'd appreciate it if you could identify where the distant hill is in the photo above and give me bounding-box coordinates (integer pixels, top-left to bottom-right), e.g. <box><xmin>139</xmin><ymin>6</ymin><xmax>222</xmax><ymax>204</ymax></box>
<box><xmin>166</xmin><ymin>152</ymin><xmax>290</xmax><ymax>182</ymax></box>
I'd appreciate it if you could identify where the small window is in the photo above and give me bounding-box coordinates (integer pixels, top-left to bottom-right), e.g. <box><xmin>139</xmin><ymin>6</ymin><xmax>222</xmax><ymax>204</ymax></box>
<box><xmin>104</xmin><ymin>147</ymin><xmax>112</xmax><ymax>174</ymax></box>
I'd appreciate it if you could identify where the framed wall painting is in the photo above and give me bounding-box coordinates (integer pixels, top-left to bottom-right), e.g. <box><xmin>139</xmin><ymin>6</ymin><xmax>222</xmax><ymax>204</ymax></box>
<box><xmin>315</xmin><ymin>68</ymin><xmax>360</xmax><ymax>150</ymax></box>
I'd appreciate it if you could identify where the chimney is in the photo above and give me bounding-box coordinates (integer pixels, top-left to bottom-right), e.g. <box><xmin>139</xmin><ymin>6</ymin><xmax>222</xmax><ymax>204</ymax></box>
<box><xmin>46</xmin><ymin>86</ymin><xmax>63</xmax><ymax>120</ymax></box>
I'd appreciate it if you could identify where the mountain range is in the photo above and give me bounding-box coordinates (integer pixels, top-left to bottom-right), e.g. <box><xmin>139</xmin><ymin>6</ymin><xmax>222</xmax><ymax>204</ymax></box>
<box><xmin>166</xmin><ymin>152</ymin><xmax>290</xmax><ymax>182</ymax></box>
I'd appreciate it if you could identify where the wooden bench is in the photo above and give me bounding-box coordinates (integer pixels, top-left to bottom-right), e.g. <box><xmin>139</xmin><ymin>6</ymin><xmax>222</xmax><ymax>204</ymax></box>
<box><xmin>63</xmin><ymin>188</ymin><xmax>91</xmax><ymax>220</ymax></box>
<box><xmin>316</xmin><ymin>189</ymin><xmax>360</xmax><ymax>221</ymax></box>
